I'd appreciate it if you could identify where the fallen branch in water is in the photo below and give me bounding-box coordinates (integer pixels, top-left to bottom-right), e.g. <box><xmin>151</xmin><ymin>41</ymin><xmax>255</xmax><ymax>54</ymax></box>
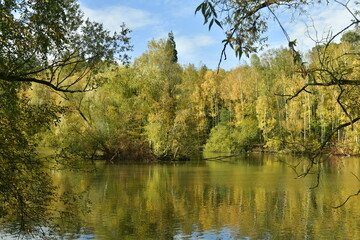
<box><xmin>203</xmin><ymin>154</ymin><xmax>241</xmax><ymax>161</ymax></box>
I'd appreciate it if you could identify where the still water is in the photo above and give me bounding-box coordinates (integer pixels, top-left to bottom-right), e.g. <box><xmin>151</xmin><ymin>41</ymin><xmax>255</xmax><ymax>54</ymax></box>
<box><xmin>10</xmin><ymin>153</ymin><xmax>360</xmax><ymax>239</ymax></box>
<box><xmin>50</xmin><ymin>153</ymin><xmax>360</xmax><ymax>240</ymax></box>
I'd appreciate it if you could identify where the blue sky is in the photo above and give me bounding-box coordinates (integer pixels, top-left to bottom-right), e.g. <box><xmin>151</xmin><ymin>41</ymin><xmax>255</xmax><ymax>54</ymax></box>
<box><xmin>79</xmin><ymin>0</ymin><xmax>357</xmax><ymax>70</ymax></box>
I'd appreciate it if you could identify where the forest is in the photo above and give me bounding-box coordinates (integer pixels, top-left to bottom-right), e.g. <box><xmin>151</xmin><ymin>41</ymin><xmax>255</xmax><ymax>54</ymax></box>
<box><xmin>27</xmin><ymin>30</ymin><xmax>360</xmax><ymax>162</ymax></box>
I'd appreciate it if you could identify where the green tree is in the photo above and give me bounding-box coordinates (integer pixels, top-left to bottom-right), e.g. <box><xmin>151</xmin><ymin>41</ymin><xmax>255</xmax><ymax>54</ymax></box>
<box><xmin>341</xmin><ymin>27</ymin><xmax>360</xmax><ymax>46</ymax></box>
<box><xmin>166</xmin><ymin>31</ymin><xmax>178</xmax><ymax>63</ymax></box>
<box><xmin>0</xmin><ymin>0</ymin><xmax>132</xmax><ymax>93</ymax></box>
<box><xmin>178</xmin><ymin>65</ymin><xmax>212</xmax><ymax>149</ymax></box>
<box><xmin>57</xmin><ymin>33</ymin><xmax>205</xmax><ymax>161</ymax></box>
<box><xmin>136</xmin><ymin>35</ymin><xmax>183</xmax><ymax>159</ymax></box>
<box><xmin>58</xmin><ymin>65</ymin><xmax>155</xmax><ymax>162</ymax></box>
<box><xmin>0</xmin><ymin>80</ymin><xmax>64</xmax><ymax>235</ymax></box>
<box><xmin>0</xmin><ymin>0</ymin><xmax>132</xmax><ymax>236</ymax></box>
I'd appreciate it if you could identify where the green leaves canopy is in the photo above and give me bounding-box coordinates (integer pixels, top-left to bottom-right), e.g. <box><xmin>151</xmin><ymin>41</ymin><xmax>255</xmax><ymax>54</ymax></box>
<box><xmin>0</xmin><ymin>0</ymin><xmax>132</xmax><ymax>92</ymax></box>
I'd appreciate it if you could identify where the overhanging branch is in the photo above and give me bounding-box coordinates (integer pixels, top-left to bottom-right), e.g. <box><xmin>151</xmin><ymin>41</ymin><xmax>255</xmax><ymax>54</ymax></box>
<box><xmin>0</xmin><ymin>73</ymin><xmax>94</xmax><ymax>93</ymax></box>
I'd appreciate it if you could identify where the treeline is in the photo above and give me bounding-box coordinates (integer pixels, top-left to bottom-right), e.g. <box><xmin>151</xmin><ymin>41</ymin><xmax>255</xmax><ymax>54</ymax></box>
<box><xmin>30</xmin><ymin>32</ymin><xmax>360</xmax><ymax>161</ymax></box>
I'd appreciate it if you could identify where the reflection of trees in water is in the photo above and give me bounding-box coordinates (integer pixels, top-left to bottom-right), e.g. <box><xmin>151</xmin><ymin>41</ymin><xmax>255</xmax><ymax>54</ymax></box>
<box><xmin>0</xmin><ymin>154</ymin><xmax>92</xmax><ymax>239</ymax></box>
<box><xmin>0</xmin><ymin>81</ymin><xmax>56</xmax><ymax>237</ymax></box>
<box><xmin>0</xmin><ymin>156</ymin><xmax>54</xmax><ymax>236</ymax></box>
<box><xmin>78</xmin><ymin>159</ymin><xmax>360</xmax><ymax>239</ymax></box>
<box><xmin>2</xmin><ymin>152</ymin><xmax>360</xmax><ymax>239</ymax></box>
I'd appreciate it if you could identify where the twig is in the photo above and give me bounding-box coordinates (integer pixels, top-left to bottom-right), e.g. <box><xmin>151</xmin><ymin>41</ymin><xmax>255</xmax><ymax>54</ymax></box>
<box><xmin>351</xmin><ymin>172</ymin><xmax>360</xmax><ymax>183</ymax></box>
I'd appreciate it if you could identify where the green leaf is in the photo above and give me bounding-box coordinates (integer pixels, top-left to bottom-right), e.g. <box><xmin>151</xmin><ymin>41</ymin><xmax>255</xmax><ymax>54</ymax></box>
<box><xmin>195</xmin><ymin>3</ymin><xmax>202</xmax><ymax>14</ymax></box>
<box><xmin>209</xmin><ymin>19</ymin><xmax>214</xmax><ymax>30</ymax></box>
<box><xmin>201</xmin><ymin>2</ymin><xmax>207</xmax><ymax>15</ymax></box>
<box><xmin>205</xmin><ymin>8</ymin><xmax>212</xmax><ymax>19</ymax></box>
<box><xmin>208</xmin><ymin>3</ymin><xmax>217</xmax><ymax>18</ymax></box>
<box><xmin>215</xmin><ymin>19</ymin><xmax>222</xmax><ymax>29</ymax></box>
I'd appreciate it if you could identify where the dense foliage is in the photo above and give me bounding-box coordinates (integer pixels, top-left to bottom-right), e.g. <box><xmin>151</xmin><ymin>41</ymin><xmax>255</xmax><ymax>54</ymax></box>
<box><xmin>33</xmin><ymin>30</ymin><xmax>359</xmax><ymax>163</ymax></box>
<box><xmin>0</xmin><ymin>0</ymin><xmax>132</xmax><ymax>92</ymax></box>
<box><xmin>0</xmin><ymin>0</ymin><xmax>132</xmax><ymax>237</ymax></box>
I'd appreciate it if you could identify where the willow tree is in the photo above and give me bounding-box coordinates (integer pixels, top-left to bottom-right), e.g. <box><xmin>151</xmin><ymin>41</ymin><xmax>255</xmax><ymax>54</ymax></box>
<box><xmin>196</xmin><ymin>0</ymin><xmax>360</xmax><ymax>206</ymax></box>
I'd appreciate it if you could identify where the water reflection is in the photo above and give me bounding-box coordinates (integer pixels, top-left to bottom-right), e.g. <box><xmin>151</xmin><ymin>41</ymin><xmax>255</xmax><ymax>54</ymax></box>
<box><xmin>51</xmin><ymin>154</ymin><xmax>360</xmax><ymax>239</ymax></box>
<box><xmin>0</xmin><ymin>154</ymin><xmax>360</xmax><ymax>239</ymax></box>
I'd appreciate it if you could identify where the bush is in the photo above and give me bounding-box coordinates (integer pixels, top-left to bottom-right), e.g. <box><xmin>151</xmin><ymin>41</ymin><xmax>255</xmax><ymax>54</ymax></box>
<box><xmin>204</xmin><ymin>117</ymin><xmax>260</xmax><ymax>153</ymax></box>
<box><xmin>204</xmin><ymin>125</ymin><xmax>233</xmax><ymax>152</ymax></box>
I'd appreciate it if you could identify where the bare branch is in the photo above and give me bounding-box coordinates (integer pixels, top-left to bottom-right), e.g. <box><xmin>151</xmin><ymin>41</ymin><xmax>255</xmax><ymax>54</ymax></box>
<box><xmin>351</xmin><ymin>172</ymin><xmax>360</xmax><ymax>182</ymax></box>
<box><xmin>333</xmin><ymin>189</ymin><xmax>360</xmax><ymax>208</ymax></box>
<box><xmin>310</xmin><ymin>164</ymin><xmax>321</xmax><ymax>189</ymax></box>
<box><xmin>267</xmin><ymin>5</ymin><xmax>290</xmax><ymax>43</ymax></box>
<box><xmin>316</xmin><ymin>115</ymin><xmax>360</xmax><ymax>156</ymax></box>
<box><xmin>336</xmin><ymin>85</ymin><xmax>353</xmax><ymax>129</ymax></box>
<box><xmin>325</xmin><ymin>19</ymin><xmax>359</xmax><ymax>51</ymax></box>
<box><xmin>334</xmin><ymin>0</ymin><xmax>359</xmax><ymax>21</ymax></box>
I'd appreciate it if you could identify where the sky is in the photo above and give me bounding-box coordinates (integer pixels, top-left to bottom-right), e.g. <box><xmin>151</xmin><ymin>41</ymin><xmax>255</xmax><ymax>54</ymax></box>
<box><xmin>78</xmin><ymin>0</ymin><xmax>358</xmax><ymax>70</ymax></box>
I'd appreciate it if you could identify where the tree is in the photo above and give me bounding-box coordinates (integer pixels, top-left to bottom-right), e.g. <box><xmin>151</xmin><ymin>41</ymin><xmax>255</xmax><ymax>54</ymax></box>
<box><xmin>57</xmin><ymin>65</ymin><xmax>156</xmax><ymax>162</ymax></box>
<box><xmin>0</xmin><ymin>0</ymin><xmax>132</xmax><ymax>93</ymax></box>
<box><xmin>135</xmin><ymin>35</ymin><xmax>184</xmax><ymax>159</ymax></box>
<box><xmin>0</xmin><ymin>79</ymin><xmax>66</xmax><ymax>235</ymax></box>
<box><xmin>57</xmin><ymin>33</ymin><xmax>204</xmax><ymax>161</ymax></box>
<box><xmin>166</xmin><ymin>31</ymin><xmax>178</xmax><ymax>63</ymax></box>
<box><xmin>0</xmin><ymin>0</ymin><xmax>132</xmax><ymax>236</ymax></box>
<box><xmin>341</xmin><ymin>26</ymin><xmax>360</xmax><ymax>46</ymax></box>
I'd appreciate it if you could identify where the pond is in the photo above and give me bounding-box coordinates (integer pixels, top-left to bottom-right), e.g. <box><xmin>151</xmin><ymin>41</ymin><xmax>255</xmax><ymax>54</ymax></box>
<box><xmin>3</xmin><ymin>153</ymin><xmax>360</xmax><ymax>239</ymax></box>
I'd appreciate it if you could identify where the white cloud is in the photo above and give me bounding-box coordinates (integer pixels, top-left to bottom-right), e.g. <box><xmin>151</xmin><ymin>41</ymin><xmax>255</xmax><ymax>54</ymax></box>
<box><xmin>286</xmin><ymin>1</ymin><xmax>357</xmax><ymax>51</ymax></box>
<box><xmin>264</xmin><ymin>1</ymin><xmax>357</xmax><ymax>55</ymax></box>
<box><xmin>82</xmin><ymin>5</ymin><xmax>160</xmax><ymax>31</ymax></box>
<box><xmin>176</xmin><ymin>34</ymin><xmax>216</xmax><ymax>62</ymax></box>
